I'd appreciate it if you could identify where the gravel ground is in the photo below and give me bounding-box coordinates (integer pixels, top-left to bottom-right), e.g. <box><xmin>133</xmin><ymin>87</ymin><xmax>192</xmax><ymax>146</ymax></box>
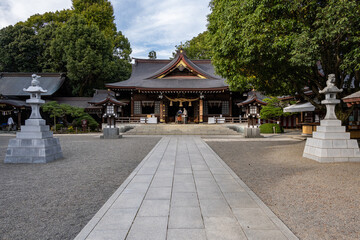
<box><xmin>207</xmin><ymin>140</ymin><xmax>360</xmax><ymax>240</ymax></box>
<box><xmin>0</xmin><ymin>134</ymin><xmax>160</xmax><ymax>240</ymax></box>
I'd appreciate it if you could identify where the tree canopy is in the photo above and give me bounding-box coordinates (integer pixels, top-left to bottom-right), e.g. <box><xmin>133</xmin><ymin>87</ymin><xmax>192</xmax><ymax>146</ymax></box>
<box><xmin>174</xmin><ymin>31</ymin><xmax>212</xmax><ymax>59</ymax></box>
<box><xmin>0</xmin><ymin>0</ymin><xmax>132</xmax><ymax>97</ymax></box>
<box><xmin>260</xmin><ymin>98</ymin><xmax>295</xmax><ymax>120</ymax></box>
<box><xmin>0</xmin><ymin>25</ymin><xmax>41</xmax><ymax>72</ymax></box>
<box><xmin>208</xmin><ymin>0</ymin><xmax>360</xmax><ymax>119</ymax></box>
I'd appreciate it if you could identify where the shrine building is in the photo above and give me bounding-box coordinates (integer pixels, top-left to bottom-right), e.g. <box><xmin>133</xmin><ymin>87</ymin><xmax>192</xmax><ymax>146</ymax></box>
<box><xmin>105</xmin><ymin>50</ymin><xmax>241</xmax><ymax>123</ymax></box>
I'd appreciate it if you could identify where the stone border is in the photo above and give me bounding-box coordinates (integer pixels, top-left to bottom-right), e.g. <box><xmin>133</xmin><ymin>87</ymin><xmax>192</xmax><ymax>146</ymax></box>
<box><xmin>74</xmin><ymin>137</ymin><xmax>165</xmax><ymax>240</ymax></box>
<box><xmin>201</xmin><ymin>139</ymin><xmax>299</xmax><ymax>240</ymax></box>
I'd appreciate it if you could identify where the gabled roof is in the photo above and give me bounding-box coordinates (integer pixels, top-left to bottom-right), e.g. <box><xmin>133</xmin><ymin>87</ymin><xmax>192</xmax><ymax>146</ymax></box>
<box><xmin>106</xmin><ymin>50</ymin><xmax>228</xmax><ymax>91</ymax></box>
<box><xmin>342</xmin><ymin>90</ymin><xmax>360</xmax><ymax>107</ymax></box>
<box><xmin>237</xmin><ymin>91</ymin><xmax>268</xmax><ymax>106</ymax></box>
<box><xmin>0</xmin><ymin>72</ymin><xmax>65</xmax><ymax>97</ymax></box>
<box><xmin>50</xmin><ymin>97</ymin><xmax>92</xmax><ymax>108</ymax></box>
<box><xmin>88</xmin><ymin>89</ymin><xmax>127</xmax><ymax>106</ymax></box>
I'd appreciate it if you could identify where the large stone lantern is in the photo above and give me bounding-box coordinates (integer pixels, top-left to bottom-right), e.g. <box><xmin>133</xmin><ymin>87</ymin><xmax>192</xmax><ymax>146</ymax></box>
<box><xmin>303</xmin><ymin>74</ymin><xmax>360</xmax><ymax>162</ymax></box>
<box><xmin>4</xmin><ymin>74</ymin><xmax>63</xmax><ymax>163</ymax></box>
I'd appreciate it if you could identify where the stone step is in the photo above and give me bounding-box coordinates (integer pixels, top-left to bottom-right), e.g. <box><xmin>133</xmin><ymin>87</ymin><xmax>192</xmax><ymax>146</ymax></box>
<box><xmin>123</xmin><ymin>124</ymin><xmax>239</xmax><ymax>135</ymax></box>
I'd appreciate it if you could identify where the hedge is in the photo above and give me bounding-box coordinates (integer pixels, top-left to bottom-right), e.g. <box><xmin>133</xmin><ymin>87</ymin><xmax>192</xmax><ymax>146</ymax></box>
<box><xmin>259</xmin><ymin>123</ymin><xmax>283</xmax><ymax>133</ymax></box>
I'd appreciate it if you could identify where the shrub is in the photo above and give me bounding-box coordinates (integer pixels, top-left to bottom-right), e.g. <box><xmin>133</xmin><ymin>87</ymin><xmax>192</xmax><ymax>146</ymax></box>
<box><xmin>260</xmin><ymin>123</ymin><xmax>283</xmax><ymax>133</ymax></box>
<box><xmin>72</xmin><ymin>113</ymin><xmax>99</xmax><ymax>131</ymax></box>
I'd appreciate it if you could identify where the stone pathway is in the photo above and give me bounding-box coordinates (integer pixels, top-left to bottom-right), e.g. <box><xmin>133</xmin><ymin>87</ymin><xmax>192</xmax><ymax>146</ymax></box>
<box><xmin>75</xmin><ymin>136</ymin><xmax>298</xmax><ymax>240</ymax></box>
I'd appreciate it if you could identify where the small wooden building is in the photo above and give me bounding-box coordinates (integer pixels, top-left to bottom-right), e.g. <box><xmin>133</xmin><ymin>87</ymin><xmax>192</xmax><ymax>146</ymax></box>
<box><xmin>0</xmin><ymin>72</ymin><xmax>65</xmax><ymax>129</ymax></box>
<box><xmin>237</xmin><ymin>91</ymin><xmax>267</xmax><ymax>126</ymax></box>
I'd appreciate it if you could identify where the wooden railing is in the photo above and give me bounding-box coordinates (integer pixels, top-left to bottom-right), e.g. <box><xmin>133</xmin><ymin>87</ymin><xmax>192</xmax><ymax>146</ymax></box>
<box><xmin>115</xmin><ymin>116</ymin><xmax>248</xmax><ymax>124</ymax></box>
<box><xmin>224</xmin><ymin>117</ymin><xmax>248</xmax><ymax>123</ymax></box>
<box><xmin>116</xmin><ymin>117</ymin><xmax>144</xmax><ymax>124</ymax></box>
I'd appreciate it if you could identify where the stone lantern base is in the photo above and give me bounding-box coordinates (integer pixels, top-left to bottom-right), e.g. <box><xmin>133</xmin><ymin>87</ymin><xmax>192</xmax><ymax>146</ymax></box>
<box><xmin>4</xmin><ymin>119</ymin><xmax>63</xmax><ymax>163</ymax></box>
<box><xmin>101</xmin><ymin>127</ymin><xmax>122</xmax><ymax>139</ymax></box>
<box><xmin>303</xmin><ymin>119</ymin><xmax>360</xmax><ymax>162</ymax></box>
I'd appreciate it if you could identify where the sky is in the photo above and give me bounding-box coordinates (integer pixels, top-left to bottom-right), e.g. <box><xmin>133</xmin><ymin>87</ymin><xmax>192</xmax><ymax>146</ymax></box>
<box><xmin>0</xmin><ymin>0</ymin><xmax>210</xmax><ymax>59</ymax></box>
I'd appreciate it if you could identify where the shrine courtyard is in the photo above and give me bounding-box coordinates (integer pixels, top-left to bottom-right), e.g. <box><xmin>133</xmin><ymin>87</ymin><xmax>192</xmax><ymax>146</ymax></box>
<box><xmin>0</xmin><ymin>133</ymin><xmax>360</xmax><ymax>240</ymax></box>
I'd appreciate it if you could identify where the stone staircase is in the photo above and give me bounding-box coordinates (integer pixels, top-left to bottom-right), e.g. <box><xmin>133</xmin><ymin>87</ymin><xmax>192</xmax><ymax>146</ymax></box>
<box><xmin>122</xmin><ymin>124</ymin><xmax>240</xmax><ymax>135</ymax></box>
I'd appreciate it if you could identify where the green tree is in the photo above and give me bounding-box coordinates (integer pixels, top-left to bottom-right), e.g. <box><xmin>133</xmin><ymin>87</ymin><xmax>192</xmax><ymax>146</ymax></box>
<box><xmin>72</xmin><ymin>0</ymin><xmax>116</xmax><ymax>37</ymax></box>
<box><xmin>0</xmin><ymin>25</ymin><xmax>41</xmax><ymax>72</ymax></box>
<box><xmin>19</xmin><ymin>9</ymin><xmax>73</xmax><ymax>31</ymax></box>
<box><xmin>174</xmin><ymin>31</ymin><xmax>212</xmax><ymax>59</ymax></box>
<box><xmin>260</xmin><ymin>98</ymin><xmax>295</xmax><ymax>120</ymax></box>
<box><xmin>148</xmin><ymin>50</ymin><xmax>157</xmax><ymax>59</ymax></box>
<box><xmin>0</xmin><ymin>0</ymin><xmax>131</xmax><ymax>96</ymax></box>
<box><xmin>42</xmin><ymin>101</ymin><xmax>98</xmax><ymax>130</ymax></box>
<box><xmin>50</xmin><ymin>15</ymin><xmax>117</xmax><ymax>96</ymax></box>
<box><xmin>208</xmin><ymin>0</ymin><xmax>360</xmax><ymax>120</ymax></box>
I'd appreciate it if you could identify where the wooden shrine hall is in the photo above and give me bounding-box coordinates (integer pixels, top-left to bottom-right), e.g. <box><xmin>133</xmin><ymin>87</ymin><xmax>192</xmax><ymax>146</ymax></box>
<box><xmin>106</xmin><ymin>49</ymin><xmax>241</xmax><ymax>123</ymax></box>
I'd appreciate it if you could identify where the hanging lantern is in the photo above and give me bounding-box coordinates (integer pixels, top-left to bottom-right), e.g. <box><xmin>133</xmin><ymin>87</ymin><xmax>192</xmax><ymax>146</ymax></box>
<box><xmin>179</xmin><ymin>101</ymin><xmax>183</xmax><ymax>107</ymax></box>
<box><xmin>170</xmin><ymin>101</ymin><xmax>173</xmax><ymax>106</ymax></box>
<box><xmin>189</xmin><ymin>101</ymin><xmax>192</xmax><ymax>107</ymax></box>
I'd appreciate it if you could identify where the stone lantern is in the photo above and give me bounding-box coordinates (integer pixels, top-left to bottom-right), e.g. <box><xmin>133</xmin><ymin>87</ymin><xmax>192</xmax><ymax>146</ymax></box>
<box><xmin>4</xmin><ymin>74</ymin><xmax>63</xmax><ymax>163</ymax></box>
<box><xmin>303</xmin><ymin>74</ymin><xmax>360</xmax><ymax>162</ymax></box>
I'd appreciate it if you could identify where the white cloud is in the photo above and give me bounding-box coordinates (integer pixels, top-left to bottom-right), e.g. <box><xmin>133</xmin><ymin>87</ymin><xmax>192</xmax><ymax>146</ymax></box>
<box><xmin>0</xmin><ymin>0</ymin><xmax>210</xmax><ymax>60</ymax></box>
<box><xmin>113</xmin><ymin>0</ymin><xmax>210</xmax><ymax>59</ymax></box>
<box><xmin>0</xmin><ymin>0</ymin><xmax>72</xmax><ymax>28</ymax></box>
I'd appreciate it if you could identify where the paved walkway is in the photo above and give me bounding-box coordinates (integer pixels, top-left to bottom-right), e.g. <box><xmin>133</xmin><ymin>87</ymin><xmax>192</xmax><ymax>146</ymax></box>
<box><xmin>75</xmin><ymin>136</ymin><xmax>298</xmax><ymax>240</ymax></box>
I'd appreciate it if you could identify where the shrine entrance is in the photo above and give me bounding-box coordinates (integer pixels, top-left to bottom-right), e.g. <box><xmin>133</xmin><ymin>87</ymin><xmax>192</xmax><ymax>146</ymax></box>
<box><xmin>165</xmin><ymin>96</ymin><xmax>199</xmax><ymax>123</ymax></box>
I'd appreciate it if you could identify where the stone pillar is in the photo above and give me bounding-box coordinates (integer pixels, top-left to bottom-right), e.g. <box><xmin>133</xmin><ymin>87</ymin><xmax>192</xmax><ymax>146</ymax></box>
<box><xmin>303</xmin><ymin>74</ymin><xmax>360</xmax><ymax>162</ymax></box>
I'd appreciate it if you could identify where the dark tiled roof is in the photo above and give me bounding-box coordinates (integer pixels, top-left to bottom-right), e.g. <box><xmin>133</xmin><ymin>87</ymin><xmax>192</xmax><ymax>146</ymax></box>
<box><xmin>106</xmin><ymin>51</ymin><xmax>227</xmax><ymax>90</ymax></box>
<box><xmin>88</xmin><ymin>89</ymin><xmax>115</xmax><ymax>104</ymax></box>
<box><xmin>51</xmin><ymin>97</ymin><xmax>93</xmax><ymax>108</ymax></box>
<box><xmin>0</xmin><ymin>72</ymin><xmax>65</xmax><ymax>96</ymax></box>
<box><xmin>237</xmin><ymin>91</ymin><xmax>268</xmax><ymax>106</ymax></box>
<box><xmin>0</xmin><ymin>99</ymin><xmax>28</xmax><ymax>107</ymax></box>
<box><xmin>88</xmin><ymin>89</ymin><xmax>128</xmax><ymax>105</ymax></box>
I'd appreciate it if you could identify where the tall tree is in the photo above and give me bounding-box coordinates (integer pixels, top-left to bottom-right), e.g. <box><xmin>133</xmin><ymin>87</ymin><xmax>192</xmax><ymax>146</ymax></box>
<box><xmin>72</xmin><ymin>0</ymin><xmax>116</xmax><ymax>37</ymax></box>
<box><xmin>174</xmin><ymin>31</ymin><xmax>212</xmax><ymax>59</ymax></box>
<box><xmin>0</xmin><ymin>0</ymin><xmax>132</xmax><ymax>96</ymax></box>
<box><xmin>0</xmin><ymin>25</ymin><xmax>41</xmax><ymax>72</ymax></box>
<box><xmin>50</xmin><ymin>15</ymin><xmax>115</xmax><ymax>96</ymax></box>
<box><xmin>208</xmin><ymin>0</ymin><xmax>360</xmax><ymax>120</ymax></box>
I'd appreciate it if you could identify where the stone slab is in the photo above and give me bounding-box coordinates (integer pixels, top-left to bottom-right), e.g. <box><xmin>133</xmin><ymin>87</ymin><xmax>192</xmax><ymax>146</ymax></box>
<box><xmin>316</xmin><ymin>126</ymin><xmax>346</xmax><ymax>133</ymax></box>
<box><xmin>25</xmin><ymin>119</ymin><xmax>46</xmax><ymax>126</ymax></box>
<box><xmin>312</xmin><ymin>131</ymin><xmax>350</xmax><ymax>139</ymax></box>
<box><xmin>167</xmin><ymin>229</ymin><xmax>206</xmax><ymax>240</ymax></box>
<box><xmin>320</xmin><ymin>119</ymin><xmax>341</xmax><ymax>126</ymax></box>
<box><xmin>76</xmin><ymin>136</ymin><xmax>298</xmax><ymax>240</ymax></box>
<box><xmin>168</xmin><ymin>207</ymin><xmax>204</xmax><ymax>229</ymax></box>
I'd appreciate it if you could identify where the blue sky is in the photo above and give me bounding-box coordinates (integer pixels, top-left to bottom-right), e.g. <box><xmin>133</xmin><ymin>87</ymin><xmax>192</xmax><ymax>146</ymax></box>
<box><xmin>0</xmin><ymin>0</ymin><xmax>210</xmax><ymax>59</ymax></box>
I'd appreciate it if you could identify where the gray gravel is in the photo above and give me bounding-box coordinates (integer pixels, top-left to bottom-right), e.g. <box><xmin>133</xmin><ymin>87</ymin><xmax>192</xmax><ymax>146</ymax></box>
<box><xmin>0</xmin><ymin>134</ymin><xmax>160</xmax><ymax>240</ymax></box>
<box><xmin>207</xmin><ymin>140</ymin><xmax>360</xmax><ymax>240</ymax></box>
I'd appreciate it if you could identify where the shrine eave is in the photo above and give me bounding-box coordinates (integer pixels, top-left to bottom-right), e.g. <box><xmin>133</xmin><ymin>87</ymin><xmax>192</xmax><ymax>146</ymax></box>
<box><xmin>109</xmin><ymin>86</ymin><xmax>229</xmax><ymax>93</ymax></box>
<box><xmin>237</xmin><ymin>98</ymin><xmax>267</xmax><ymax>106</ymax></box>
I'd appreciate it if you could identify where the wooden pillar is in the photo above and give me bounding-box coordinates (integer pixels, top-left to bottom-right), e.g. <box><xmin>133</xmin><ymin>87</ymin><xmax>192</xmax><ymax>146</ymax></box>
<box><xmin>160</xmin><ymin>100</ymin><xmax>165</xmax><ymax>123</ymax></box>
<box><xmin>131</xmin><ymin>96</ymin><xmax>134</xmax><ymax>117</ymax></box>
<box><xmin>199</xmin><ymin>99</ymin><xmax>203</xmax><ymax>123</ymax></box>
<box><xmin>229</xmin><ymin>96</ymin><xmax>232</xmax><ymax>117</ymax></box>
<box><xmin>17</xmin><ymin>110</ymin><xmax>21</xmax><ymax>128</ymax></box>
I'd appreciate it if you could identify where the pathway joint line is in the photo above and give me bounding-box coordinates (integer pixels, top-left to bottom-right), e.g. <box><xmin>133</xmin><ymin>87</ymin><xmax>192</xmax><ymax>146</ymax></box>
<box><xmin>76</xmin><ymin>136</ymin><xmax>298</xmax><ymax>240</ymax></box>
